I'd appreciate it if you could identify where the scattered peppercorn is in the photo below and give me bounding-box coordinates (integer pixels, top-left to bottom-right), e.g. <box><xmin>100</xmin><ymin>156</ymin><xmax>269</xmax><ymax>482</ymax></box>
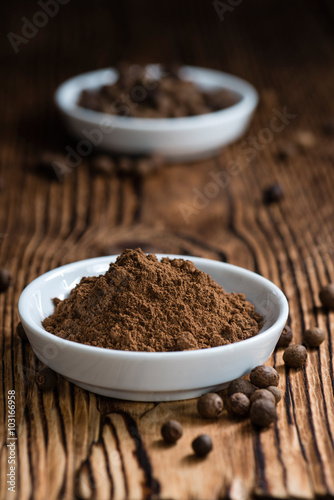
<box><xmin>228</xmin><ymin>392</ymin><xmax>250</xmax><ymax>418</ymax></box>
<box><xmin>192</xmin><ymin>434</ymin><xmax>213</xmax><ymax>457</ymax></box>
<box><xmin>35</xmin><ymin>366</ymin><xmax>57</xmax><ymax>391</ymax></box>
<box><xmin>250</xmin><ymin>398</ymin><xmax>277</xmax><ymax>427</ymax></box>
<box><xmin>283</xmin><ymin>344</ymin><xmax>307</xmax><ymax>368</ymax></box>
<box><xmin>276</xmin><ymin>325</ymin><xmax>293</xmax><ymax>348</ymax></box>
<box><xmin>0</xmin><ymin>268</ymin><xmax>11</xmax><ymax>292</ymax></box>
<box><xmin>263</xmin><ymin>183</ymin><xmax>284</xmax><ymax>204</ymax></box>
<box><xmin>304</xmin><ymin>327</ymin><xmax>326</xmax><ymax>348</ymax></box>
<box><xmin>16</xmin><ymin>322</ymin><xmax>27</xmax><ymax>341</ymax></box>
<box><xmin>266</xmin><ymin>386</ymin><xmax>282</xmax><ymax>404</ymax></box>
<box><xmin>250</xmin><ymin>365</ymin><xmax>279</xmax><ymax>388</ymax></box>
<box><xmin>227</xmin><ymin>378</ymin><xmax>257</xmax><ymax>399</ymax></box>
<box><xmin>161</xmin><ymin>420</ymin><xmax>183</xmax><ymax>444</ymax></box>
<box><xmin>250</xmin><ymin>389</ymin><xmax>276</xmax><ymax>406</ymax></box>
<box><xmin>319</xmin><ymin>284</ymin><xmax>334</xmax><ymax>309</ymax></box>
<box><xmin>197</xmin><ymin>393</ymin><xmax>223</xmax><ymax>419</ymax></box>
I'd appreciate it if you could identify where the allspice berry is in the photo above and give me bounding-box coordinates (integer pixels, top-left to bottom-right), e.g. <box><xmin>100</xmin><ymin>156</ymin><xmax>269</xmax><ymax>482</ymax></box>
<box><xmin>250</xmin><ymin>398</ymin><xmax>277</xmax><ymax>427</ymax></box>
<box><xmin>283</xmin><ymin>344</ymin><xmax>307</xmax><ymax>368</ymax></box>
<box><xmin>250</xmin><ymin>365</ymin><xmax>279</xmax><ymax>388</ymax></box>
<box><xmin>267</xmin><ymin>386</ymin><xmax>282</xmax><ymax>404</ymax></box>
<box><xmin>35</xmin><ymin>367</ymin><xmax>57</xmax><ymax>391</ymax></box>
<box><xmin>227</xmin><ymin>378</ymin><xmax>257</xmax><ymax>399</ymax></box>
<box><xmin>250</xmin><ymin>389</ymin><xmax>276</xmax><ymax>406</ymax></box>
<box><xmin>319</xmin><ymin>284</ymin><xmax>334</xmax><ymax>309</ymax></box>
<box><xmin>16</xmin><ymin>322</ymin><xmax>27</xmax><ymax>341</ymax></box>
<box><xmin>263</xmin><ymin>183</ymin><xmax>284</xmax><ymax>204</ymax></box>
<box><xmin>0</xmin><ymin>268</ymin><xmax>11</xmax><ymax>292</ymax></box>
<box><xmin>304</xmin><ymin>327</ymin><xmax>325</xmax><ymax>348</ymax></box>
<box><xmin>197</xmin><ymin>393</ymin><xmax>223</xmax><ymax>418</ymax></box>
<box><xmin>228</xmin><ymin>392</ymin><xmax>250</xmax><ymax>418</ymax></box>
<box><xmin>192</xmin><ymin>434</ymin><xmax>213</xmax><ymax>457</ymax></box>
<box><xmin>161</xmin><ymin>420</ymin><xmax>183</xmax><ymax>444</ymax></box>
<box><xmin>276</xmin><ymin>325</ymin><xmax>293</xmax><ymax>348</ymax></box>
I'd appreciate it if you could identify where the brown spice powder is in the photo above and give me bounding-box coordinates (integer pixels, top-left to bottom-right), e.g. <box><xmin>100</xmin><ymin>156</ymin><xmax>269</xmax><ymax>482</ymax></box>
<box><xmin>42</xmin><ymin>249</ymin><xmax>263</xmax><ymax>352</ymax></box>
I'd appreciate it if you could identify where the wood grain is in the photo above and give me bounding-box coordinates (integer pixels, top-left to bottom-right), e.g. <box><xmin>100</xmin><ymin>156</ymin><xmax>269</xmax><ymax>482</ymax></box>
<box><xmin>1</xmin><ymin>0</ymin><xmax>334</xmax><ymax>498</ymax></box>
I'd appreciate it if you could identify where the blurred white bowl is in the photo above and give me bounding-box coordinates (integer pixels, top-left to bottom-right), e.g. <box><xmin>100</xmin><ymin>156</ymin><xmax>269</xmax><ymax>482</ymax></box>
<box><xmin>18</xmin><ymin>255</ymin><xmax>288</xmax><ymax>402</ymax></box>
<box><xmin>55</xmin><ymin>66</ymin><xmax>258</xmax><ymax>161</ymax></box>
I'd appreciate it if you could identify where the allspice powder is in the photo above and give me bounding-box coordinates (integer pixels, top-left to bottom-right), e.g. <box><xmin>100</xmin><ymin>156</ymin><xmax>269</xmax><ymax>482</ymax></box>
<box><xmin>43</xmin><ymin>249</ymin><xmax>263</xmax><ymax>352</ymax></box>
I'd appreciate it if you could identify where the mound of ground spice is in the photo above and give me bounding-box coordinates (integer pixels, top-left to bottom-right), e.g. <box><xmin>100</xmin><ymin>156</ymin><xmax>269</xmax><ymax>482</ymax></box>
<box><xmin>42</xmin><ymin>249</ymin><xmax>263</xmax><ymax>352</ymax></box>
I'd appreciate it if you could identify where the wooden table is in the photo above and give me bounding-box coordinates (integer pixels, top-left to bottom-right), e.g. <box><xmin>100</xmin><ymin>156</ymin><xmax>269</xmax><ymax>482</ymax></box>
<box><xmin>2</xmin><ymin>1</ymin><xmax>334</xmax><ymax>498</ymax></box>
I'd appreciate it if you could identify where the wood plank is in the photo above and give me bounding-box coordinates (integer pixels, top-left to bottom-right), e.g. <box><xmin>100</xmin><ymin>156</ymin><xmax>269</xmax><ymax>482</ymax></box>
<box><xmin>1</xmin><ymin>0</ymin><xmax>334</xmax><ymax>498</ymax></box>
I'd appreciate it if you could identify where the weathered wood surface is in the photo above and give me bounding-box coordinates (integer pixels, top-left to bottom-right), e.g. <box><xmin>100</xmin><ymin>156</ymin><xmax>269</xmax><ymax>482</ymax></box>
<box><xmin>1</xmin><ymin>1</ymin><xmax>334</xmax><ymax>498</ymax></box>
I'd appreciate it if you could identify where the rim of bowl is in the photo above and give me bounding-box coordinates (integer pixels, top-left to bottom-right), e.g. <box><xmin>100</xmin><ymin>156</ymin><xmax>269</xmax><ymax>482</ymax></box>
<box><xmin>54</xmin><ymin>65</ymin><xmax>259</xmax><ymax>132</ymax></box>
<box><xmin>18</xmin><ymin>255</ymin><xmax>289</xmax><ymax>360</ymax></box>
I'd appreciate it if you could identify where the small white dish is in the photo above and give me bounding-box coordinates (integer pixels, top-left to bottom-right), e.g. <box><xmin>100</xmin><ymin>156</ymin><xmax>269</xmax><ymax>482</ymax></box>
<box><xmin>55</xmin><ymin>66</ymin><xmax>258</xmax><ymax>161</ymax></box>
<box><xmin>18</xmin><ymin>255</ymin><xmax>288</xmax><ymax>402</ymax></box>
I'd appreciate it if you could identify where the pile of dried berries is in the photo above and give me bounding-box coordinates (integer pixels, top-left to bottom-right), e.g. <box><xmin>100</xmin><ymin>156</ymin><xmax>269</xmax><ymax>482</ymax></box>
<box><xmin>223</xmin><ymin>365</ymin><xmax>281</xmax><ymax>427</ymax></box>
<box><xmin>78</xmin><ymin>63</ymin><xmax>241</xmax><ymax>119</ymax></box>
<box><xmin>159</xmin><ymin>362</ymin><xmax>283</xmax><ymax>460</ymax></box>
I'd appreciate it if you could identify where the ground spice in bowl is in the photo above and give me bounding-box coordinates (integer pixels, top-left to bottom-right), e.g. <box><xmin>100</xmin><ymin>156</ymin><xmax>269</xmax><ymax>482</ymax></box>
<box><xmin>42</xmin><ymin>249</ymin><xmax>263</xmax><ymax>352</ymax></box>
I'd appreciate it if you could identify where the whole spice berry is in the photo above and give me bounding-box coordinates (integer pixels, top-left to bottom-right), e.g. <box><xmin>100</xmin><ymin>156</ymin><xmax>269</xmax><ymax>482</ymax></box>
<box><xmin>319</xmin><ymin>284</ymin><xmax>334</xmax><ymax>309</ymax></box>
<box><xmin>304</xmin><ymin>327</ymin><xmax>326</xmax><ymax>348</ymax></box>
<box><xmin>228</xmin><ymin>392</ymin><xmax>250</xmax><ymax>418</ymax></box>
<box><xmin>250</xmin><ymin>398</ymin><xmax>277</xmax><ymax>427</ymax></box>
<box><xmin>267</xmin><ymin>386</ymin><xmax>282</xmax><ymax>404</ymax></box>
<box><xmin>0</xmin><ymin>268</ymin><xmax>11</xmax><ymax>292</ymax></box>
<box><xmin>35</xmin><ymin>367</ymin><xmax>57</xmax><ymax>391</ymax></box>
<box><xmin>283</xmin><ymin>344</ymin><xmax>307</xmax><ymax>368</ymax></box>
<box><xmin>192</xmin><ymin>434</ymin><xmax>213</xmax><ymax>457</ymax></box>
<box><xmin>250</xmin><ymin>365</ymin><xmax>279</xmax><ymax>388</ymax></box>
<box><xmin>197</xmin><ymin>393</ymin><xmax>223</xmax><ymax>418</ymax></box>
<box><xmin>161</xmin><ymin>420</ymin><xmax>183</xmax><ymax>444</ymax></box>
<box><xmin>227</xmin><ymin>378</ymin><xmax>257</xmax><ymax>399</ymax></box>
<box><xmin>250</xmin><ymin>388</ymin><xmax>276</xmax><ymax>406</ymax></box>
<box><xmin>276</xmin><ymin>325</ymin><xmax>293</xmax><ymax>348</ymax></box>
<box><xmin>263</xmin><ymin>183</ymin><xmax>284</xmax><ymax>204</ymax></box>
<box><xmin>16</xmin><ymin>322</ymin><xmax>27</xmax><ymax>341</ymax></box>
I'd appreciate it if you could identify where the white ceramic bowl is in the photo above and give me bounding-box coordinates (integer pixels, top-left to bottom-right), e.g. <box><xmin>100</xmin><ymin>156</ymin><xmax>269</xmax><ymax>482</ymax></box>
<box><xmin>18</xmin><ymin>255</ymin><xmax>288</xmax><ymax>402</ymax></box>
<box><xmin>55</xmin><ymin>66</ymin><xmax>258</xmax><ymax>161</ymax></box>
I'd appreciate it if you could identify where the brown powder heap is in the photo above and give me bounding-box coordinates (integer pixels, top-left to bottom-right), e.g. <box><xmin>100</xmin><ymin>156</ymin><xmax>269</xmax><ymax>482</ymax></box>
<box><xmin>42</xmin><ymin>249</ymin><xmax>263</xmax><ymax>352</ymax></box>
